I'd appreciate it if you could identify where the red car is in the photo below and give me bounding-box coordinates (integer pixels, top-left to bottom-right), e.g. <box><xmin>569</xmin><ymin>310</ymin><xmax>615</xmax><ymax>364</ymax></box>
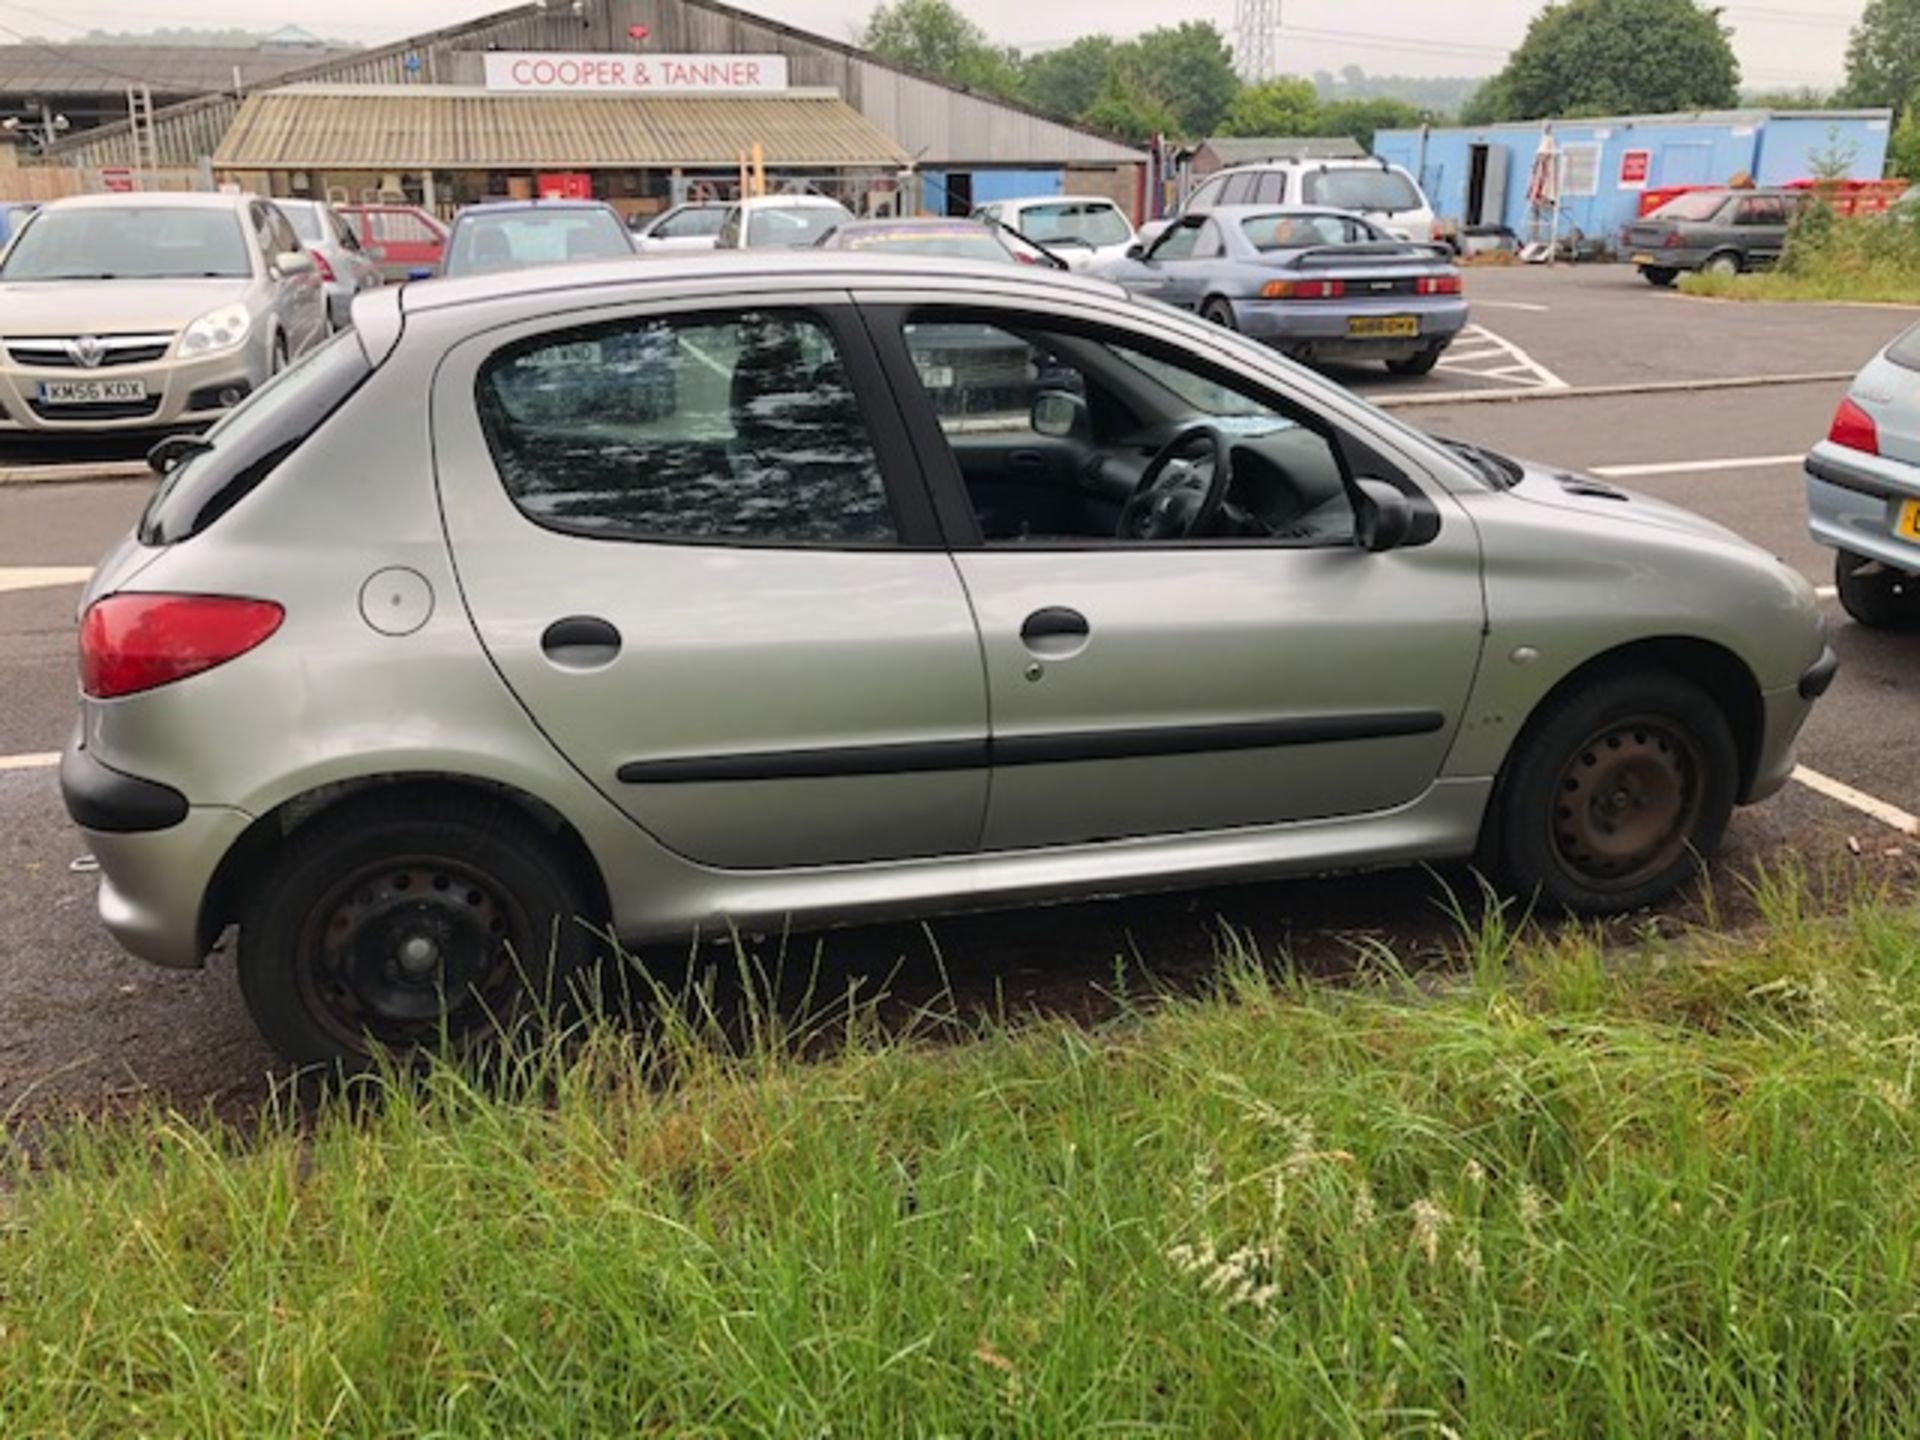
<box><xmin>338</xmin><ymin>203</ymin><xmax>449</xmax><ymax>281</ymax></box>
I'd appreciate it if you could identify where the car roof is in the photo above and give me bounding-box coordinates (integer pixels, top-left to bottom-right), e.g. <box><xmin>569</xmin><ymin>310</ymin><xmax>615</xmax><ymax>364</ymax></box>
<box><xmin>1001</xmin><ymin>194</ymin><xmax>1122</xmax><ymax>209</ymax></box>
<box><xmin>40</xmin><ymin>191</ymin><xmax>251</xmax><ymax>212</ymax></box>
<box><xmin>736</xmin><ymin>194</ymin><xmax>849</xmax><ymax>208</ymax></box>
<box><xmin>456</xmin><ymin>199</ymin><xmax>618</xmax><ymax>216</ymax></box>
<box><xmin>1214</xmin><ymin>158</ymin><xmax>1402</xmax><ymax>173</ymax></box>
<box><xmin>405</xmin><ymin>249</ymin><xmax>1126</xmax><ymax>314</ymax></box>
<box><xmin>835</xmin><ymin>217</ymin><xmax>990</xmax><ymax>231</ymax></box>
<box><xmin>1195</xmin><ymin>204</ymin><xmax>1370</xmax><ymax>220</ymax></box>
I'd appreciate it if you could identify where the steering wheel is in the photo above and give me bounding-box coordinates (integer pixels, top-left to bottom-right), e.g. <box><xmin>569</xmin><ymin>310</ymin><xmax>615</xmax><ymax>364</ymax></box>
<box><xmin>1116</xmin><ymin>423</ymin><xmax>1233</xmax><ymax>541</ymax></box>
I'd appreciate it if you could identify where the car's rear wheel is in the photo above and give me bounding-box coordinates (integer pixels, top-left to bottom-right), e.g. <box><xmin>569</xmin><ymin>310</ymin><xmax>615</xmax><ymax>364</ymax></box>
<box><xmin>1386</xmin><ymin>344</ymin><xmax>1444</xmax><ymax>376</ymax></box>
<box><xmin>1495</xmin><ymin>671</ymin><xmax>1737</xmax><ymax>913</ymax></box>
<box><xmin>1641</xmin><ymin>265</ymin><xmax>1678</xmax><ymax>287</ymax></box>
<box><xmin>1201</xmin><ymin>297</ymin><xmax>1237</xmax><ymax>329</ymax></box>
<box><xmin>238</xmin><ymin>795</ymin><xmax>597</xmax><ymax>1069</ymax></box>
<box><xmin>1701</xmin><ymin>251</ymin><xmax>1742</xmax><ymax>278</ymax></box>
<box><xmin>1835</xmin><ymin>549</ymin><xmax>1920</xmax><ymax>628</ymax></box>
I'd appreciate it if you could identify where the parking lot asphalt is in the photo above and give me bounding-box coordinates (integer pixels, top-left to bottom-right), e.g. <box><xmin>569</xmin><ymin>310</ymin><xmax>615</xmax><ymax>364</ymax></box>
<box><xmin>2</xmin><ymin>264</ymin><xmax>1917</xmax><ymax>1119</ymax></box>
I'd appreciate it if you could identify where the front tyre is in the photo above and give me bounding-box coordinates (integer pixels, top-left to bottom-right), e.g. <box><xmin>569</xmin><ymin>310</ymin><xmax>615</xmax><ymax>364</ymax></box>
<box><xmin>1835</xmin><ymin>549</ymin><xmax>1920</xmax><ymax>628</ymax></box>
<box><xmin>238</xmin><ymin>795</ymin><xmax>597</xmax><ymax>1069</ymax></box>
<box><xmin>1495</xmin><ymin>671</ymin><xmax>1737</xmax><ymax>914</ymax></box>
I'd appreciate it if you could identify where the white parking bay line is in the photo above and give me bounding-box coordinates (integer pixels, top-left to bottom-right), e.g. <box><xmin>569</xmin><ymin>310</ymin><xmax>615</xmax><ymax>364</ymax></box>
<box><xmin>0</xmin><ymin>565</ymin><xmax>92</xmax><ymax>595</ymax></box>
<box><xmin>1591</xmin><ymin>454</ymin><xmax>1805</xmax><ymax>478</ymax></box>
<box><xmin>1474</xmin><ymin>300</ymin><xmax>1551</xmax><ymax>313</ymax></box>
<box><xmin>1434</xmin><ymin>324</ymin><xmax>1569</xmax><ymax>391</ymax></box>
<box><xmin>0</xmin><ymin>751</ymin><xmax>59</xmax><ymax>771</ymax></box>
<box><xmin>1794</xmin><ymin>766</ymin><xmax>1920</xmax><ymax>835</ymax></box>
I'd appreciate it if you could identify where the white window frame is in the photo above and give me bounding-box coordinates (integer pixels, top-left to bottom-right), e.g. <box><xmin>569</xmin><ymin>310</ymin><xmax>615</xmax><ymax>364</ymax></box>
<box><xmin>1559</xmin><ymin>142</ymin><xmax>1602</xmax><ymax>198</ymax></box>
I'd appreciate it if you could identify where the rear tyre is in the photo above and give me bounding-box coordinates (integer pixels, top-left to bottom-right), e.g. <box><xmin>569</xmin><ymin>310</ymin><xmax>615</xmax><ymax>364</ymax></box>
<box><xmin>1640</xmin><ymin>266</ymin><xmax>1678</xmax><ymax>287</ymax></box>
<box><xmin>1835</xmin><ymin>549</ymin><xmax>1920</xmax><ymax>629</ymax></box>
<box><xmin>1201</xmin><ymin>297</ymin><xmax>1238</xmax><ymax>329</ymax></box>
<box><xmin>1495</xmin><ymin>670</ymin><xmax>1737</xmax><ymax>914</ymax></box>
<box><xmin>1385</xmin><ymin>344</ymin><xmax>1444</xmax><ymax>376</ymax></box>
<box><xmin>1701</xmin><ymin>251</ymin><xmax>1742</xmax><ymax>279</ymax></box>
<box><xmin>238</xmin><ymin>795</ymin><xmax>598</xmax><ymax>1070</ymax></box>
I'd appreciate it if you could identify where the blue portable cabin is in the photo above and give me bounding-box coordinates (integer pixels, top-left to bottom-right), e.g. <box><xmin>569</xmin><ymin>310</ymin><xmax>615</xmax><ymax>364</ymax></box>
<box><xmin>1373</xmin><ymin>108</ymin><xmax>1892</xmax><ymax>245</ymax></box>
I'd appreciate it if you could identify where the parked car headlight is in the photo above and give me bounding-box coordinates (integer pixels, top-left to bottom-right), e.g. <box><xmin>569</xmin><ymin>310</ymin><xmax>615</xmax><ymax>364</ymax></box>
<box><xmin>178</xmin><ymin>304</ymin><xmax>252</xmax><ymax>358</ymax></box>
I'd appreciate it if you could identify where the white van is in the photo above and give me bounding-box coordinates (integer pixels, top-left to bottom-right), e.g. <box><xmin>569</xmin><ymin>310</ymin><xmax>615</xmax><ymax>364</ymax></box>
<box><xmin>1182</xmin><ymin>159</ymin><xmax>1436</xmax><ymax>244</ymax></box>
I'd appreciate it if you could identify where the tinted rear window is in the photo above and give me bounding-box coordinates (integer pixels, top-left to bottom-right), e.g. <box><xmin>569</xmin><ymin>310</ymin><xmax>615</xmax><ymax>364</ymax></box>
<box><xmin>1887</xmin><ymin>323</ymin><xmax>1920</xmax><ymax>372</ymax></box>
<box><xmin>1301</xmin><ymin>168</ymin><xmax>1422</xmax><ymax>214</ymax></box>
<box><xmin>1650</xmin><ymin>192</ymin><xmax>1730</xmax><ymax>222</ymax></box>
<box><xmin>138</xmin><ymin>332</ymin><xmax>372</xmax><ymax>544</ymax></box>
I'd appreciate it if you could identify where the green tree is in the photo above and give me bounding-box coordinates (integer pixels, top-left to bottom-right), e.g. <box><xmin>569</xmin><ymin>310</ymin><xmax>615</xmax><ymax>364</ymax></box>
<box><xmin>1130</xmin><ymin>22</ymin><xmax>1239</xmax><ymax>137</ymax></box>
<box><xmin>1316</xmin><ymin>97</ymin><xmax>1425</xmax><ymax>148</ymax></box>
<box><xmin>1845</xmin><ymin>0</ymin><xmax>1920</xmax><ymax>108</ymax></box>
<box><xmin>1080</xmin><ymin>55</ymin><xmax>1181</xmax><ymax>142</ymax></box>
<box><xmin>860</xmin><ymin>0</ymin><xmax>1023</xmax><ymax>99</ymax></box>
<box><xmin>1474</xmin><ymin>0</ymin><xmax>1739</xmax><ymax>122</ymax></box>
<box><xmin>1892</xmin><ymin>93</ymin><xmax>1920</xmax><ymax>177</ymax></box>
<box><xmin>1021</xmin><ymin>37</ymin><xmax>1116</xmax><ymax>121</ymax></box>
<box><xmin>1218</xmin><ymin>77</ymin><xmax>1321</xmax><ymax>137</ymax></box>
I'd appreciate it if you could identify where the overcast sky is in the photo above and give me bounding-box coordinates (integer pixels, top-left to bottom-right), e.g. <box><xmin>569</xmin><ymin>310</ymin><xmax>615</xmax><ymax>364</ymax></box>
<box><xmin>1</xmin><ymin>0</ymin><xmax>1867</xmax><ymax>88</ymax></box>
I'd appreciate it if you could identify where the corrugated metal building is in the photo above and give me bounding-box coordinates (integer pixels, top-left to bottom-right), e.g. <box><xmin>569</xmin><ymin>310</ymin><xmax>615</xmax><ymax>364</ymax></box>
<box><xmin>50</xmin><ymin>0</ymin><xmax>1143</xmax><ymax>216</ymax></box>
<box><xmin>1374</xmin><ymin>109</ymin><xmax>1893</xmax><ymax>242</ymax></box>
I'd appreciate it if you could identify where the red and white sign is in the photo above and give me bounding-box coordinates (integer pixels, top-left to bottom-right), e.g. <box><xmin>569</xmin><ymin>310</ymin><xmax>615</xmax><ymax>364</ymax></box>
<box><xmin>1618</xmin><ymin>149</ymin><xmax>1651</xmax><ymax>190</ymax></box>
<box><xmin>483</xmin><ymin>52</ymin><xmax>789</xmax><ymax>93</ymax></box>
<box><xmin>98</xmin><ymin>166</ymin><xmax>136</xmax><ymax>193</ymax></box>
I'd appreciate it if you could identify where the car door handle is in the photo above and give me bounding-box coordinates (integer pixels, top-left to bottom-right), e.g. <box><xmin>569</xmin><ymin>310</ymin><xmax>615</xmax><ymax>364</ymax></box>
<box><xmin>541</xmin><ymin>614</ymin><xmax>622</xmax><ymax>669</ymax></box>
<box><xmin>1008</xmin><ymin>449</ymin><xmax>1046</xmax><ymax>473</ymax></box>
<box><xmin>1020</xmin><ymin>607</ymin><xmax>1090</xmax><ymax>659</ymax></box>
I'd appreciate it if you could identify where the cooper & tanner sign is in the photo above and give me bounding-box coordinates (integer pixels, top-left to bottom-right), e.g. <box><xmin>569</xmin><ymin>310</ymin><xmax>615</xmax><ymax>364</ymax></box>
<box><xmin>482</xmin><ymin>52</ymin><xmax>791</xmax><ymax>93</ymax></box>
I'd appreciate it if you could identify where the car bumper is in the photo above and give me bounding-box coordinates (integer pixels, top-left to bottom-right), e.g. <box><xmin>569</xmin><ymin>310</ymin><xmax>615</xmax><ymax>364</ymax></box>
<box><xmin>61</xmin><ymin>737</ymin><xmax>248</xmax><ymax>969</ymax></box>
<box><xmin>1806</xmin><ymin>446</ymin><xmax>1920</xmax><ymax>573</ymax></box>
<box><xmin>0</xmin><ymin>346</ymin><xmax>265</xmax><ymax>433</ymax></box>
<box><xmin>1232</xmin><ymin>296</ymin><xmax>1469</xmax><ymax>351</ymax></box>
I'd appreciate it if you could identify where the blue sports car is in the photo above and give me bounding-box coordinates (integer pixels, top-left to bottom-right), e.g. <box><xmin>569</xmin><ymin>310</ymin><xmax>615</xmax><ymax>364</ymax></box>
<box><xmin>1096</xmin><ymin>204</ymin><xmax>1469</xmax><ymax>375</ymax></box>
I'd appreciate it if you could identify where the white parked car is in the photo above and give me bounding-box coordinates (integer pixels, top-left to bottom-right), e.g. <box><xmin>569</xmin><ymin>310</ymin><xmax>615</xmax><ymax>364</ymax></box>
<box><xmin>972</xmin><ymin>196</ymin><xmax>1136</xmax><ymax>271</ymax></box>
<box><xmin>1179</xmin><ymin>159</ymin><xmax>1437</xmax><ymax>244</ymax></box>
<box><xmin>713</xmin><ymin>195</ymin><xmax>854</xmax><ymax>249</ymax></box>
<box><xmin>630</xmin><ymin>202</ymin><xmax>729</xmax><ymax>253</ymax></box>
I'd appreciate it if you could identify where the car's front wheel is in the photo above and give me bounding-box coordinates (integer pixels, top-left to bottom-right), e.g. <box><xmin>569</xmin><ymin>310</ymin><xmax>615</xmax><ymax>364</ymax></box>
<box><xmin>238</xmin><ymin>794</ymin><xmax>599</xmax><ymax>1069</ymax></box>
<box><xmin>1495</xmin><ymin>670</ymin><xmax>1737</xmax><ymax>913</ymax></box>
<box><xmin>1834</xmin><ymin>549</ymin><xmax>1920</xmax><ymax>628</ymax></box>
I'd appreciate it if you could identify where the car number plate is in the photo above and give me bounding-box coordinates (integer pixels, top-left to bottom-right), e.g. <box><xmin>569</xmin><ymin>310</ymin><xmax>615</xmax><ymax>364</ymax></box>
<box><xmin>525</xmin><ymin>341</ymin><xmax>600</xmax><ymax>369</ymax></box>
<box><xmin>1631</xmin><ymin>252</ymin><xmax>1658</xmax><ymax>266</ymax></box>
<box><xmin>916</xmin><ymin>363</ymin><xmax>955</xmax><ymax>389</ymax></box>
<box><xmin>1347</xmin><ymin>315</ymin><xmax>1419</xmax><ymax>339</ymax></box>
<box><xmin>37</xmin><ymin>378</ymin><xmax>147</xmax><ymax>405</ymax></box>
<box><xmin>1895</xmin><ymin>498</ymin><xmax>1920</xmax><ymax>542</ymax></box>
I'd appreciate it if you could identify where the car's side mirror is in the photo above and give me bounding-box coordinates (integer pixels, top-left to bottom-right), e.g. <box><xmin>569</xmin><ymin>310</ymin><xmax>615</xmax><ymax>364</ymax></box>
<box><xmin>1032</xmin><ymin>390</ymin><xmax>1090</xmax><ymax>440</ymax></box>
<box><xmin>275</xmin><ymin>251</ymin><xmax>316</xmax><ymax>278</ymax></box>
<box><xmin>1125</xmin><ymin>241</ymin><xmax>1145</xmax><ymax>260</ymax></box>
<box><xmin>1354</xmin><ymin>478</ymin><xmax>1414</xmax><ymax>553</ymax></box>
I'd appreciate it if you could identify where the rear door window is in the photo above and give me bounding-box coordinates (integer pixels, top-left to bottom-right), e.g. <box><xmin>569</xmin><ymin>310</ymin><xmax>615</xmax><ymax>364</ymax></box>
<box><xmin>1252</xmin><ymin>172</ymin><xmax>1287</xmax><ymax>204</ymax></box>
<box><xmin>475</xmin><ymin>308</ymin><xmax>898</xmax><ymax>546</ymax></box>
<box><xmin>1218</xmin><ymin>173</ymin><xmax>1258</xmax><ymax>204</ymax></box>
<box><xmin>1885</xmin><ymin>323</ymin><xmax>1920</xmax><ymax>372</ymax></box>
<box><xmin>139</xmin><ymin>332</ymin><xmax>373</xmax><ymax>544</ymax></box>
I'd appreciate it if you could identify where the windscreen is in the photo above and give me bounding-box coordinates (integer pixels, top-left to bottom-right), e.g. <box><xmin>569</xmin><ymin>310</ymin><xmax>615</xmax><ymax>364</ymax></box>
<box><xmin>746</xmin><ymin>206</ymin><xmax>851</xmax><ymax>246</ymax></box>
<box><xmin>278</xmin><ymin>205</ymin><xmax>326</xmax><ymax>244</ymax></box>
<box><xmin>446</xmin><ymin>210</ymin><xmax>633</xmax><ymax>275</ymax></box>
<box><xmin>1650</xmin><ymin>192</ymin><xmax>1731</xmax><ymax>222</ymax></box>
<box><xmin>656</xmin><ymin>206</ymin><xmax>727</xmax><ymax>238</ymax></box>
<box><xmin>2</xmin><ymin>206</ymin><xmax>252</xmax><ymax>280</ymax></box>
<box><xmin>1300</xmin><ymin>169</ymin><xmax>1422</xmax><ymax>215</ymax></box>
<box><xmin>1014</xmin><ymin>202</ymin><xmax>1131</xmax><ymax>247</ymax></box>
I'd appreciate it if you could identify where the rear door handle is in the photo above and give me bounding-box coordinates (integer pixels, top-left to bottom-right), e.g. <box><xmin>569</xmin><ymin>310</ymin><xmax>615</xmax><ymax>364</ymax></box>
<box><xmin>541</xmin><ymin>614</ymin><xmax>622</xmax><ymax>669</ymax></box>
<box><xmin>1020</xmin><ymin>606</ymin><xmax>1089</xmax><ymax>658</ymax></box>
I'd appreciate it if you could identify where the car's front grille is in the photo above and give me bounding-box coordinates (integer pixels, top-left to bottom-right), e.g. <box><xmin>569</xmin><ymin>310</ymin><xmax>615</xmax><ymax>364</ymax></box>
<box><xmin>7</xmin><ymin>334</ymin><xmax>174</xmax><ymax>369</ymax></box>
<box><xmin>26</xmin><ymin>396</ymin><xmax>163</xmax><ymax>421</ymax></box>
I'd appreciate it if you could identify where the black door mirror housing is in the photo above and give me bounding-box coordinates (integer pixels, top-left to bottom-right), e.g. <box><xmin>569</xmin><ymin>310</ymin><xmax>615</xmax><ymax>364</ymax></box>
<box><xmin>1125</xmin><ymin>241</ymin><xmax>1146</xmax><ymax>260</ymax></box>
<box><xmin>1354</xmin><ymin>478</ymin><xmax>1415</xmax><ymax>553</ymax></box>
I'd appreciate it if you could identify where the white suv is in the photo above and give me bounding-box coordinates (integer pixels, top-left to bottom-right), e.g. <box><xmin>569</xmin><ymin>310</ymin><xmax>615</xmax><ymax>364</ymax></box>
<box><xmin>1183</xmin><ymin>159</ymin><xmax>1435</xmax><ymax>244</ymax></box>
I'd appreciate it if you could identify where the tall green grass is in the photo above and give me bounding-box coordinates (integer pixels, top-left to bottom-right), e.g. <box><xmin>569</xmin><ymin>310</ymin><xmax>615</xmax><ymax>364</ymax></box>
<box><xmin>8</xmin><ymin>870</ymin><xmax>1920</xmax><ymax>1436</ymax></box>
<box><xmin>1679</xmin><ymin>199</ymin><xmax>1920</xmax><ymax>304</ymax></box>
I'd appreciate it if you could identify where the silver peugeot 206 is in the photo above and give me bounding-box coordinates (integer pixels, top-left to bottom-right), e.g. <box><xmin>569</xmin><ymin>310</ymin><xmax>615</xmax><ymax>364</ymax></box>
<box><xmin>65</xmin><ymin>254</ymin><xmax>1835</xmax><ymax>1066</ymax></box>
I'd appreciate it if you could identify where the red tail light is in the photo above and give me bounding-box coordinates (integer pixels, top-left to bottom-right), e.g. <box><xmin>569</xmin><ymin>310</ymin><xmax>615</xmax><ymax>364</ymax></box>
<box><xmin>1661</xmin><ymin>232</ymin><xmax>1686</xmax><ymax>249</ymax></box>
<box><xmin>80</xmin><ymin>594</ymin><xmax>284</xmax><ymax>699</ymax></box>
<box><xmin>1261</xmin><ymin>278</ymin><xmax>1346</xmax><ymax>300</ymax></box>
<box><xmin>1417</xmin><ymin>275</ymin><xmax>1463</xmax><ymax>295</ymax></box>
<box><xmin>1828</xmin><ymin>396</ymin><xmax>1880</xmax><ymax>455</ymax></box>
<box><xmin>310</xmin><ymin>251</ymin><xmax>336</xmax><ymax>282</ymax></box>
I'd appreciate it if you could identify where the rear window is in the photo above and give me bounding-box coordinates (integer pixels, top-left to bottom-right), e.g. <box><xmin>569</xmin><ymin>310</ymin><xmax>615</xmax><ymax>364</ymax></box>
<box><xmin>1301</xmin><ymin>168</ymin><xmax>1422</xmax><ymax>215</ymax></box>
<box><xmin>277</xmin><ymin>204</ymin><xmax>325</xmax><ymax>244</ymax></box>
<box><xmin>1887</xmin><ymin>323</ymin><xmax>1920</xmax><ymax>372</ymax></box>
<box><xmin>1241</xmin><ymin>212</ymin><xmax>1379</xmax><ymax>249</ymax></box>
<box><xmin>833</xmin><ymin>227</ymin><xmax>1011</xmax><ymax>261</ymax></box>
<box><xmin>138</xmin><ymin>332</ymin><xmax>372</xmax><ymax>545</ymax></box>
<box><xmin>1012</xmin><ymin>201</ymin><xmax>1130</xmax><ymax>248</ymax></box>
<box><xmin>654</xmin><ymin>206</ymin><xmax>726</xmax><ymax>239</ymax></box>
<box><xmin>745</xmin><ymin>206</ymin><xmax>850</xmax><ymax>247</ymax></box>
<box><xmin>446</xmin><ymin>210</ymin><xmax>632</xmax><ymax>275</ymax></box>
<box><xmin>1649</xmin><ymin>192</ymin><xmax>1730</xmax><ymax>222</ymax></box>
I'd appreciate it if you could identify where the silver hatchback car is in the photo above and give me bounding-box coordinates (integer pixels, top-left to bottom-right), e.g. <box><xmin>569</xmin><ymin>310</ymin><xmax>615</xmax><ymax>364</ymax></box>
<box><xmin>66</xmin><ymin>255</ymin><xmax>1833</xmax><ymax>1066</ymax></box>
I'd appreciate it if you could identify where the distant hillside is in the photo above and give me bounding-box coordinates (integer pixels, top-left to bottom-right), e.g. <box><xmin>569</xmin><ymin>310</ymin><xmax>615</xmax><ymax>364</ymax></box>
<box><xmin>1312</xmin><ymin>67</ymin><xmax>1483</xmax><ymax>118</ymax></box>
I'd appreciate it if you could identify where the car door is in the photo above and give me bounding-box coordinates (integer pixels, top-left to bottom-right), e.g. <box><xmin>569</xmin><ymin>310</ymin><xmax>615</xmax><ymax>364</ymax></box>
<box><xmin>330</xmin><ymin>205</ymin><xmax>380</xmax><ymax>295</ymax></box>
<box><xmin>1111</xmin><ymin>220</ymin><xmax>1203</xmax><ymax>301</ymax></box>
<box><xmin>1733</xmin><ymin>194</ymin><xmax>1791</xmax><ymax>265</ymax></box>
<box><xmin>863</xmin><ymin>292</ymin><xmax>1487</xmax><ymax>852</ymax></box>
<box><xmin>1157</xmin><ymin>218</ymin><xmax>1225</xmax><ymax>311</ymax></box>
<box><xmin>431</xmin><ymin>292</ymin><xmax>988</xmax><ymax>870</ymax></box>
<box><xmin>253</xmin><ymin>203</ymin><xmax>324</xmax><ymax>353</ymax></box>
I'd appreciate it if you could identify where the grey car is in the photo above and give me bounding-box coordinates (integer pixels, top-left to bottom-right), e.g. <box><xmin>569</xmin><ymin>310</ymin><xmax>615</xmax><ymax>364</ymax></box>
<box><xmin>1626</xmin><ymin>188</ymin><xmax>1807</xmax><ymax>286</ymax></box>
<box><xmin>274</xmin><ymin>198</ymin><xmax>383</xmax><ymax>330</ymax></box>
<box><xmin>64</xmin><ymin>255</ymin><xmax>1833</xmax><ymax>1066</ymax></box>
<box><xmin>1805</xmin><ymin>321</ymin><xmax>1920</xmax><ymax>626</ymax></box>
<box><xmin>1098</xmin><ymin>205</ymin><xmax>1468</xmax><ymax>374</ymax></box>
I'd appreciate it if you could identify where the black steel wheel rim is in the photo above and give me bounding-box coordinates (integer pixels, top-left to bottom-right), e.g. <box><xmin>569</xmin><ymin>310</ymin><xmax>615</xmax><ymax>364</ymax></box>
<box><xmin>1548</xmin><ymin>714</ymin><xmax>1706</xmax><ymax>893</ymax></box>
